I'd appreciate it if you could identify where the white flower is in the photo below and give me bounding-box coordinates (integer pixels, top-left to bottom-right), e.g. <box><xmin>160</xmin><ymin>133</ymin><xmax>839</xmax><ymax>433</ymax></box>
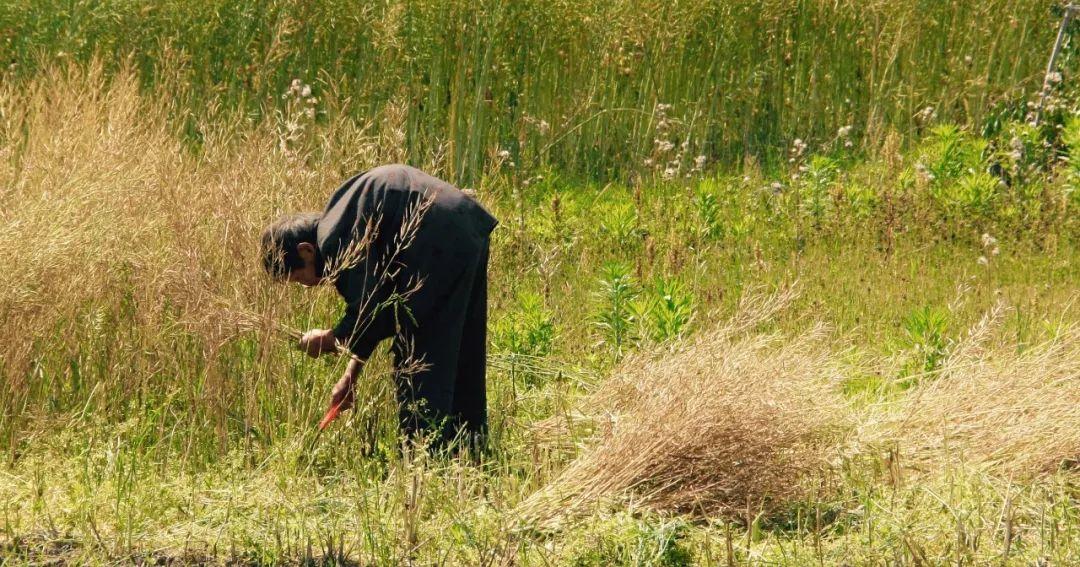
<box><xmin>301</xmin><ymin>85</ymin><xmax>312</xmax><ymax>98</ymax></box>
<box><xmin>1048</xmin><ymin>71</ymin><xmax>1063</xmax><ymax>84</ymax></box>
<box><xmin>977</xmin><ymin>256</ymin><xmax>989</xmax><ymax>266</ymax></box>
<box><xmin>497</xmin><ymin>149</ymin><xmax>511</xmax><ymax>159</ymax></box>
<box><xmin>981</xmin><ymin>233</ymin><xmax>997</xmax><ymax>248</ymax></box>
<box><xmin>915</xmin><ymin>162</ymin><xmax>935</xmax><ymax>182</ymax></box>
<box><xmin>662</xmin><ymin>167</ymin><xmax>677</xmax><ymax>179</ymax></box>
<box><xmin>837</xmin><ymin>125</ymin><xmax>852</xmax><ymax>138</ymax></box>
<box><xmin>694</xmin><ymin>155</ymin><xmax>707</xmax><ymax>169</ymax></box>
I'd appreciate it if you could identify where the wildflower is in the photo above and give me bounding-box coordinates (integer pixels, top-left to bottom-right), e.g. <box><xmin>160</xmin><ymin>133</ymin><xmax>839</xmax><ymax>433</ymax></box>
<box><xmin>694</xmin><ymin>155</ymin><xmax>707</xmax><ymax>169</ymax></box>
<box><xmin>977</xmin><ymin>256</ymin><xmax>989</xmax><ymax>266</ymax></box>
<box><xmin>538</xmin><ymin>120</ymin><xmax>550</xmax><ymax>134</ymax></box>
<box><xmin>837</xmin><ymin>125</ymin><xmax>852</xmax><ymax>138</ymax></box>
<box><xmin>655</xmin><ymin>140</ymin><xmax>675</xmax><ymax>153</ymax></box>
<box><xmin>663</xmin><ymin>167</ymin><xmax>677</xmax><ymax>180</ymax></box>
<box><xmin>770</xmin><ymin>181</ymin><xmax>784</xmax><ymax>194</ymax></box>
<box><xmin>915</xmin><ymin>162</ymin><xmax>935</xmax><ymax>182</ymax></box>
<box><xmin>963</xmin><ymin>54</ymin><xmax>973</xmax><ymax>65</ymax></box>
<box><xmin>1048</xmin><ymin>71</ymin><xmax>1063</xmax><ymax>84</ymax></box>
<box><xmin>791</xmin><ymin>138</ymin><xmax>807</xmax><ymax>156</ymax></box>
<box><xmin>497</xmin><ymin>149</ymin><xmax>511</xmax><ymax>160</ymax></box>
<box><xmin>301</xmin><ymin>85</ymin><xmax>312</xmax><ymax>97</ymax></box>
<box><xmin>644</xmin><ymin>158</ymin><xmax>655</xmax><ymax>167</ymax></box>
<box><xmin>916</xmin><ymin>106</ymin><xmax>937</xmax><ymax>124</ymax></box>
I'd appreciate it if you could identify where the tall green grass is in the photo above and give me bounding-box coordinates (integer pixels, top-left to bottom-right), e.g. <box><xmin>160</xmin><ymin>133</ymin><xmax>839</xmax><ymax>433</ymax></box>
<box><xmin>0</xmin><ymin>0</ymin><xmax>1069</xmax><ymax>181</ymax></box>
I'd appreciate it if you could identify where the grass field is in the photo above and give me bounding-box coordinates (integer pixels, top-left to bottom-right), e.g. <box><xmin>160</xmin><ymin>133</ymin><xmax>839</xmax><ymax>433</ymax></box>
<box><xmin>2</xmin><ymin>2</ymin><xmax>1080</xmax><ymax>565</ymax></box>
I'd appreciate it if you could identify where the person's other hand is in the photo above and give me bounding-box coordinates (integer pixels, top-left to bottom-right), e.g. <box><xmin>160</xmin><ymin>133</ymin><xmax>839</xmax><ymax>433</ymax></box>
<box><xmin>299</xmin><ymin>328</ymin><xmax>337</xmax><ymax>358</ymax></box>
<box><xmin>329</xmin><ymin>372</ymin><xmax>356</xmax><ymax>413</ymax></box>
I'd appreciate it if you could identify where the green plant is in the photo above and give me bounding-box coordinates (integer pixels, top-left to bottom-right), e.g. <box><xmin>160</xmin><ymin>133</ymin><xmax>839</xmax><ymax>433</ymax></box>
<box><xmin>919</xmin><ymin>125</ymin><xmax>988</xmax><ymax>184</ymax></box>
<box><xmin>899</xmin><ymin>306</ymin><xmax>952</xmax><ymax>379</ymax></box>
<box><xmin>594</xmin><ymin>262</ymin><xmax>640</xmax><ymax>358</ymax></box>
<box><xmin>599</xmin><ymin>204</ymin><xmax>644</xmax><ymax>252</ymax></box>
<box><xmin>801</xmin><ymin>155</ymin><xmax>840</xmax><ymax>225</ymax></box>
<box><xmin>642</xmin><ymin>277</ymin><xmax>695</xmax><ymax>343</ymax></box>
<box><xmin>494</xmin><ymin>293</ymin><xmax>556</xmax><ymax>359</ymax></box>
<box><xmin>695</xmin><ymin>192</ymin><xmax>724</xmax><ymax>241</ymax></box>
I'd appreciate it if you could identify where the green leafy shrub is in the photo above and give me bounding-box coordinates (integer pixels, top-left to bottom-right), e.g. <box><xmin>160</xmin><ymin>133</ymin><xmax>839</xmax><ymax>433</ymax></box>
<box><xmin>642</xmin><ymin>277</ymin><xmax>695</xmax><ymax>343</ymax></box>
<box><xmin>801</xmin><ymin>155</ymin><xmax>841</xmax><ymax>224</ymax></box>
<box><xmin>593</xmin><ymin>262</ymin><xmax>640</xmax><ymax>358</ymax></box>
<box><xmin>493</xmin><ymin>292</ymin><xmax>556</xmax><ymax>359</ymax></box>
<box><xmin>898</xmin><ymin>306</ymin><xmax>951</xmax><ymax>381</ymax></box>
<box><xmin>695</xmin><ymin>192</ymin><xmax>724</xmax><ymax>241</ymax></box>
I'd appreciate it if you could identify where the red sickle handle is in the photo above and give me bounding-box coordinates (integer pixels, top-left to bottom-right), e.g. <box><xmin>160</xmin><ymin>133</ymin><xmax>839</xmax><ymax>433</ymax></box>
<box><xmin>318</xmin><ymin>402</ymin><xmax>345</xmax><ymax>430</ymax></box>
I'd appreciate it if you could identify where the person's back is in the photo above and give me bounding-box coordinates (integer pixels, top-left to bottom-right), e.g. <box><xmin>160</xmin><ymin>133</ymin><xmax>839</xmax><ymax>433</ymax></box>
<box><xmin>261</xmin><ymin>164</ymin><xmax>497</xmax><ymax>451</ymax></box>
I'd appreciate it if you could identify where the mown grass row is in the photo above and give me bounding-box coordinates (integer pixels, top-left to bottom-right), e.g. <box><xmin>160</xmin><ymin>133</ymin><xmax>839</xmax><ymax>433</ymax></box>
<box><xmin>0</xmin><ymin>0</ymin><xmax>1071</xmax><ymax>181</ymax></box>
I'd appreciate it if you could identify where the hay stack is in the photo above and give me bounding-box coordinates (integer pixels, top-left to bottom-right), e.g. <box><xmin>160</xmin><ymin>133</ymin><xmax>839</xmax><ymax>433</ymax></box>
<box><xmin>517</xmin><ymin>291</ymin><xmax>851</xmax><ymax>527</ymax></box>
<box><xmin>890</xmin><ymin>310</ymin><xmax>1080</xmax><ymax>477</ymax></box>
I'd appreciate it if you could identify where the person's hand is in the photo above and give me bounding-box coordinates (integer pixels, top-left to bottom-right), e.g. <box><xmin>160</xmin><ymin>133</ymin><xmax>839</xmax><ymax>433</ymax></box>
<box><xmin>298</xmin><ymin>328</ymin><xmax>338</xmax><ymax>358</ymax></box>
<box><xmin>329</xmin><ymin>372</ymin><xmax>356</xmax><ymax>414</ymax></box>
<box><xmin>318</xmin><ymin>358</ymin><xmax>362</xmax><ymax>430</ymax></box>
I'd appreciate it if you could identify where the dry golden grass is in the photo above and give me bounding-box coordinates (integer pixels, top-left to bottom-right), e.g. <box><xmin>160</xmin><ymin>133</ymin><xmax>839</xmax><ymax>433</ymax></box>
<box><xmin>516</xmin><ymin>289</ymin><xmax>853</xmax><ymax>527</ymax></box>
<box><xmin>885</xmin><ymin>304</ymin><xmax>1080</xmax><ymax>477</ymax></box>
<box><xmin>0</xmin><ymin>63</ymin><xmax>423</xmax><ymax>438</ymax></box>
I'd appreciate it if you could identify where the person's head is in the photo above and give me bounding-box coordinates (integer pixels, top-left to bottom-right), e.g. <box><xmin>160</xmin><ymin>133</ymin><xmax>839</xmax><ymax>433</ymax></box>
<box><xmin>260</xmin><ymin>212</ymin><xmax>325</xmax><ymax>286</ymax></box>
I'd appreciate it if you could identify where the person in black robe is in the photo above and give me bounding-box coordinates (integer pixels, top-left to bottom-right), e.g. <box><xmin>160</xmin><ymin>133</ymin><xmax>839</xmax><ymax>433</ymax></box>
<box><xmin>260</xmin><ymin>164</ymin><xmax>498</xmax><ymax>451</ymax></box>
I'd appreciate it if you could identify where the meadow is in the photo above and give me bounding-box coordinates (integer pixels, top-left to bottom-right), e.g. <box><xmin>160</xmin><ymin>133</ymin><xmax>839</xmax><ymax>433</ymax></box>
<box><xmin>1</xmin><ymin>1</ymin><xmax>1080</xmax><ymax>564</ymax></box>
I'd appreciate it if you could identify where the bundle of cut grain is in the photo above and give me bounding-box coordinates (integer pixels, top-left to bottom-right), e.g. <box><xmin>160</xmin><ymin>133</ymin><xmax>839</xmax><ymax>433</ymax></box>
<box><xmin>890</xmin><ymin>307</ymin><xmax>1080</xmax><ymax>477</ymax></box>
<box><xmin>517</xmin><ymin>290</ymin><xmax>851</xmax><ymax>527</ymax></box>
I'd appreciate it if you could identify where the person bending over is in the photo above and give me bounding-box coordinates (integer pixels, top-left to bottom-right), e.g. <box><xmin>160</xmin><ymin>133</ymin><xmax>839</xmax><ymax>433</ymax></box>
<box><xmin>261</xmin><ymin>164</ymin><xmax>497</xmax><ymax>451</ymax></box>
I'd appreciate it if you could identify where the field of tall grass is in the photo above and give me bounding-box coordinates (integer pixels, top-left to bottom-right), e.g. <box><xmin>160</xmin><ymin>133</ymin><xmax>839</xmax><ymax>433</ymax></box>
<box><xmin>1</xmin><ymin>0</ymin><xmax>1071</xmax><ymax>180</ymax></box>
<box><xmin>2</xmin><ymin>2</ymin><xmax>1080</xmax><ymax>565</ymax></box>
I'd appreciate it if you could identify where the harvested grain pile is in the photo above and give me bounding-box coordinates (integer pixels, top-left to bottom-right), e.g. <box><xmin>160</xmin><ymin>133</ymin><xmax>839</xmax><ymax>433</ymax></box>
<box><xmin>516</xmin><ymin>290</ymin><xmax>852</xmax><ymax>527</ymax></box>
<box><xmin>889</xmin><ymin>308</ymin><xmax>1080</xmax><ymax>477</ymax></box>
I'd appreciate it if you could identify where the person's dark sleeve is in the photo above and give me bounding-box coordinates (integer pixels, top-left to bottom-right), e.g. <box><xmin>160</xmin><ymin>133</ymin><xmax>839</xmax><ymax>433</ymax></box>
<box><xmin>331</xmin><ymin>272</ymin><xmax>398</xmax><ymax>360</ymax></box>
<box><xmin>328</xmin><ymin>186</ymin><xmax>406</xmax><ymax>360</ymax></box>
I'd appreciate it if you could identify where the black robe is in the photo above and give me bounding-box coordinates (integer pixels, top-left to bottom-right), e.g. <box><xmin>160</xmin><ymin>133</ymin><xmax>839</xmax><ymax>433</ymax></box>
<box><xmin>316</xmin><ymin>164</ymin><xmax>497</xmax><ymax>447</ymax></box>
